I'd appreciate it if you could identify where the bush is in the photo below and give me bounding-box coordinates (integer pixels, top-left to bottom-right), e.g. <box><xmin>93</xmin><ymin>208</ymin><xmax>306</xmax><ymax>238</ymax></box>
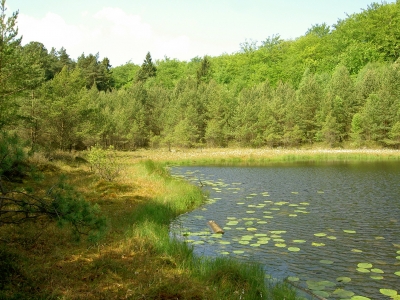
<box><xmin>87</xmin><ymin>145</ymin><xmax>121</xmax><ymax>181</ymax></box>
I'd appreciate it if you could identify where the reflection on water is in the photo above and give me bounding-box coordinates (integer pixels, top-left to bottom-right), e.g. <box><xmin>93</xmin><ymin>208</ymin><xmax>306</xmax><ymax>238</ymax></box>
<box><xmin>170</xmin><ymin>162</ymin><xmax>400</xmax><ymax>300</ymax></box>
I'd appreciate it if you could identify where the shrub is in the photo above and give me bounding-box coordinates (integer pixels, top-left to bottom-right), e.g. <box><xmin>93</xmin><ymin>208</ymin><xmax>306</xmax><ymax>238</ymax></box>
<box><xmin>87</xmin><ymin>145</ymin><xmax>120</xmax><ymax>181</ymax></box>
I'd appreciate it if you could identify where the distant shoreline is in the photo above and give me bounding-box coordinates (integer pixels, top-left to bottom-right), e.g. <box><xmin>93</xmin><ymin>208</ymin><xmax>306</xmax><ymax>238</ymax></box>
<box><xmin>127</xmin><ymin>148</ymin><xmax>400</xmax><ymax>164</ymax></box>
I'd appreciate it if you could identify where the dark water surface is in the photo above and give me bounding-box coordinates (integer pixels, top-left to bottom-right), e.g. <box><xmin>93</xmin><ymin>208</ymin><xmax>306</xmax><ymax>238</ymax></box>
<box><xmin>170</xmin><ymin>162</ymin><xmax>400</xmax><ymax>300</ymax></box>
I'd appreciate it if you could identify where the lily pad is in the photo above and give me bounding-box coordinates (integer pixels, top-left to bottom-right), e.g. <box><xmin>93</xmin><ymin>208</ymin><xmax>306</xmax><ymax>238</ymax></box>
<box><xmin>287</xmin><ymin>276</ymin><xmax>299</xmax><ymax>281</ymax></box>
<box><xmin>343</xmin><ymin>230</ymin><xmax>356</xmax><ymax>234</ymax></box>
<box><xmin>250</xmin><ymin>243</ymin><xmax>261</xmax><ymax>247</ymax></box>
<box><xmin>320</xmin><ymin>259</ymin><xmax>334</xmax><ymax>264</ymax></box>
<box><xmin>314</xmin><ymin>233</ymin><xmax>327</xmax><ymax>237</ymax></box>
<box><xmin>357</xmin><ymin>263</ymin><xmax>372</xmax><ymax>269</ymax></box>
<box><xmin>351</xmin><ymin>249</ymin><xmax>363</xmax><ymax>253</ymax></box>
<box><xmin>357</xmin><ymin>268</ymin><xmax>370</xmax><ymax>273</ymax></box>
<box><xmin>371</xmin><ymin>268</ymin><xmax>384</xmax><ymax>274</ymax></box>
<box><xmin>219</xmin><ymin>241</ymin><xmax>231</xmax><ymax>245</ymax></box>
<box><xmin>254</xmin><ymin>233</ymin><xmax>267</xmax><ymax>237</ymax></box>
<box><xmin>312</xmin><ymin>242</ymin><xmax>325</xmax><ymax>247</ymax></box>
<box><xmin>246</xmin><ymin>211</ymin><xmax>256</xmax><ymax>214</ymax></box>
<box><xmin>270</xmin><ymin>230</ymin><xmax>286</xmax><ymax>234</ymax></box>
<box><xmin>275</xmin><ymin>243</ymin><xmax>286</xmax><ymax>247</ymax></box>
<box><xmin>313</xmin><ymin>291</ymin><xmax>330</xmax><ymax>298</ymax></box>
<box><xmin>395</xmin><ymin>271</ymin><xmax>400</xmax><ymax>276</ymax></box>
<box><xmin>233</xmin><ymin>250</ymin><xmax>245</xmax><ymax>254</ymax></box>
<box><xmin>192</xmin><ymin>241</ymin><xmax>204</xmax><ymax>245</ymax></box>
<box><xmin>336</xmin><ymin>276</ymin><xmax>351</xmax><ymax>283</ymax></box>
<box><xmin>289</xmin><ymin>214</ymin><xmax>298</xmax><ymax>217</ymax></box>
<box><xmin>380</xmin><ymin>289</ymin><xmax>398</xmax><ymax>297</ymax></box>
<box><xmin>370</xmin><ymin>275</ymin><xmax>383</xmax><ymax>280</ymax></box>
<box><xmin>238</xmin><ymin>241</ymin><xmax>249</xmax><ymax>245</ymax></box>
<box><xmin>247</xmin><ymin>228</ymin><xmax>257</xmax><ymax>231</ymax></box>
<box><xmin>288</xmin><ymin>247</ymin><xmax>300</xmax><ymax>252</ymax></box>
<box><xmin>327</xmin><ymin>236</ymin><xmax>337</xmax><ymax>240</ymax></box>
<box><xmin>220</xmin><ymin>251</ymin><xmax>230</xmax><ymax>255</ymax></box>
<box><xmin>350</xmin><ymin>296</ymin><xmax>371</xmax><ymax>300</ymax></box>
<box><xmin>333</xmin><ymin>289</ymin><xmax>354</xmax><ymax>298</ymax></box>
<box><xmin>293</xmin><ymin>240</ymin><xmax>306</xmax><ymax>243</ymax></box>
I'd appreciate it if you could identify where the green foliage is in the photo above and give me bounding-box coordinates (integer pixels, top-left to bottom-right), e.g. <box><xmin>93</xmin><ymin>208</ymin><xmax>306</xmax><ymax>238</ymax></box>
<box><xmin>136</xmin><ymin>52</ymin><xmax>157</xmax><ymax>82</ymax></box>
<box><xmin>87</xmin><ymin>145</ymin><xmax>120</xmax><ymax>181</ymax></box>
<box><xmin>0</xmin><ymin>131</ymin><xmax>26</xmax><ymax>179</ymax></box>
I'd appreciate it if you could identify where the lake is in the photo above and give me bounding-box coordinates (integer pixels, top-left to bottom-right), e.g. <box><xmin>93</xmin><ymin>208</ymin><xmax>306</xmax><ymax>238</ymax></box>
<box><xmin>170</xmin><ymin>162</ymin><xmax>400</xmax><ymax>300</ymax></box>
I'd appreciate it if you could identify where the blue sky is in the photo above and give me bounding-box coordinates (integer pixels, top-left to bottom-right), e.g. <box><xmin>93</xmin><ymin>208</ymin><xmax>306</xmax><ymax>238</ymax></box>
<box><xmin>8</xmin><ymin>0</ymin><xmax>395</xmax><ymax>66</ymax></box>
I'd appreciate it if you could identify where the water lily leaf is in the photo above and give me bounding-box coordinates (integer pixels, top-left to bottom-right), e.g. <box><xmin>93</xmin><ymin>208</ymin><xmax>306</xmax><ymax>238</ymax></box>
<box><xmin>258</xmin><ymin>240</ymin><xmax>269</xmax><ymax>244</ymax></box>
<box><xmin>220</xmin><ymin>251</ymin><xmax>230</xmax><ymax>255</ymax></box>
<box><xmin>370</xmin><ymin>275</ymin><xmax>383</xmax><ymax>280</ymax></box>
<box><xmin>350</xmin><ymin>296</ymin><xmax>371</xmax><ymax>300</ymax></box>
<box><xmin>375</xmin><ymin>236</ymin><xmax>385</xmax><ymax>240</ymax></box>
<box><xmin>270</xmin><ymin>230</ymin><xmax>286</xmax><ymax>234</ymax></box>
<box><xmin>291</xmin><ymin>192</ymin><xmax>299</xmax><ymax>194</ymax></box>
<box><xmin>333</xmin><ymin>289</ymin><xmax>354</xmax><ymax>297</ymax></box>
<box><xmin>293</xmin><ymin>240</ymin><xmax>306</xmax><ymax>243</ymax></box>
<box><xmin>289</xmin><ymin>214</ymin><xmax>298</xmax><ymax>217</ymax></box>
<box><xmin>247</xmin><ymin>228</ymin><xmax>257</xmax><ymax>231</ymax></box>
<box><xmin>219</xmin><ymin>241</ymin><xmax>231</xmax><ymax>245</ymax></box>
<box><xmin>380</xmin><ymin>289</ymin><xmax>398</xmax><ymax>297</ymax></box>
<box><xmin>312</xmin><ymin>242</ymin><xmax>325</xmax><ymax>247</ymax></box>
<box><xmin>233</xmin><ymin>250</ymin><xmax>245</xmax><ymax>254</ymax></box>
<box><xmin>239</xmin><ymin>241</ymin><xmax>250</xmax><ymax>245</ymax></box>
<box><xmin>287</xmin><ymin>276</ymin><xmax>299</xmax><ymax>281</ymax></box>
<box><xmin>275</xmin><ymin>243</ymin><xmax>286</xmax><ymax>247</ymax></box>
<box><xmin>254</xmin><ymin>233</ymin><xmax>267</xmax><ymax>237</ymax></box>
<box><xmin>257</xmin><ymin>221</ymin><xmax>268</xmax><ymax>224</ymax></box>
<box><xmin>192</xmin><ymin>241</ymin><xmax>204</xmax><ymax>245</ymax></box>
<box><xmin>397</xmin><ymin>256</ymin><xmax>400</xmax><ymax>260</ymax></box>
<box><xmin>351</xmin><ymin>249</ymin><xmax>363</xmax><ymax>253</ymax></box>
<box><xmin>320</xmin><ymin>260</ymin><xmax>334</xmax><ymax>264</ymax></box>
<box><xmin>300</xmin><ymin>202</ymin><xmax>310</xmax><ymax>205</ymax></box>
<box><xmin>327</xmin><ymin>236</ymin><xmax>337</xmax><ymax>240</ymax></box>
<box><xmin>246</xmin><ymin>211</ymin><xmax>256</xmax><ymax>214</ymax></box>
<box><xmin>237</xmin><ymin>202</ymin><xmax>245</xmax><ymax>205</ymax></box>
<box><xmin>336</xmin><ymin>276</ymin><xmax>351</xmax><ymax>283</ymax></box>
<box><xmin>313</xmin><ymin>291</ymin><xmax>330</xmax><ymax>298</ymax></box>
<box><xmin>263</xmin><ymin>216</ymin><xmax>274</xmax><ymax>219</ymax></box>
<box><xmin>371</xmin><ymin>268</ymin><xmax>384</xmax><ymax>274</ymax></box>
<box><xmin>273</xmin><ymin>238</ymin><xmax>285</xmax><ymax>242</ymax></box>
<box><xmin>317</xmin><ymin>191</ymin><xmax>324</xmax><ymax>194</ymax></box>
<box><xmin>241</xmin><ymin>235</ymin><xmax>253</xmax><ymax>240</ymax></box>
<box><xmin>314</xmin><ymin>233</ymin><xmax>327</xmax><ymax>237</ymax></box>
<box><xmin>244</xmin><ymin>221</ymin><xmax>253</xmax><ymax>226</ymax></box>
<box><xmin>357</xmin><ymin>268</ymin><xmax>370</xmax><ymax>273</ymax></box>
<box><xmin>226</xmin><ymin>221</ymin><xmax>238</xmax><ymax>226</ymax></box>
<box><xmin>357</xmin><ymin>263</ymin><xmax>372</xmax><ymax>269</ymax></box>
<box><xmin>343</xmin><ymin>230</ymin><xmax>356</xmax><ymax>234</ymax></box>
<box><xmin>395</xmin><ymin>271</ymin><xmax>400</xmax><ymax>276</ymax></box>
<box><xmin>288</xmin><ymin>247</ymin><xmax>300</xmax><ymax>252</ymax></box>
<box><xmin>397</xmin><ymin>250</ymin><xmax>400</xmax><ymax>254</ymax></box>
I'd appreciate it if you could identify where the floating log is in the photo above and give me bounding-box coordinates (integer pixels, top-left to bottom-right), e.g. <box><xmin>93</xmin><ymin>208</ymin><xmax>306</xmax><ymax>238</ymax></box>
<box><xmin>208</xmin><ymin>220</ymin><xmax>224</xmax><ymax>234</ymax></box>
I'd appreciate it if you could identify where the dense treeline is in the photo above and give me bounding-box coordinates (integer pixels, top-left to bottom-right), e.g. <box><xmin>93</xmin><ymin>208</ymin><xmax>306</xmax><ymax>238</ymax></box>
<box><xmin>2</xmin><ymin>1</ymin><xmax>400</xmax><ymax>152</ymax></box>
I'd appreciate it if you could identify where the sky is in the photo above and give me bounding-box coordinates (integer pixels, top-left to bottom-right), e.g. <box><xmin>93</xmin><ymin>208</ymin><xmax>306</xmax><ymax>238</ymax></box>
<box><xmin>7</xmin><ymin>0</ymin><xmax>395</xmax><ymax>67</ymax></box>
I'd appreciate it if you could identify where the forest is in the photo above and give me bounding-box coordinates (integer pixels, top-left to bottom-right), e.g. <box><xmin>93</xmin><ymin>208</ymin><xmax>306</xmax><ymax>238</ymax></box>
<box><xmin>1</xmin><ymin>1</ymin><xmax>400</xmax><ymax>153</ymax></box>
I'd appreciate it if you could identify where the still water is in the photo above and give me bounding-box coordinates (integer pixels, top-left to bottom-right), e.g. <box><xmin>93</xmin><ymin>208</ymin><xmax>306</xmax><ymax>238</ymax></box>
<box><xmin>170</xmin><ymin>162</ymin><xmax>400</xmax><ymax>300</ymax></box>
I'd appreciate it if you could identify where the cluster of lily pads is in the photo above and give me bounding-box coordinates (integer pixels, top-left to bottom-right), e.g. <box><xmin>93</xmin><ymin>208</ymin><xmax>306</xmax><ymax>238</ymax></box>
<box><xmin>172</xmin><ymin>168</ymin><xmax>400</xmax><ymax>300</ymax></box>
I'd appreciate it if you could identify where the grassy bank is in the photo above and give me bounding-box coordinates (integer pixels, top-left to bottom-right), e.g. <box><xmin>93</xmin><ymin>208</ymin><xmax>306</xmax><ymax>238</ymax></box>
<box><xmin>0</xmin><ymin>151</ymin><xmax>301</xmax><ymax>299</ymax></box>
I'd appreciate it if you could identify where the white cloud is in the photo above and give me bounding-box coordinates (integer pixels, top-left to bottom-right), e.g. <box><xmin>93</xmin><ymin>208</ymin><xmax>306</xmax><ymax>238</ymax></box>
<box><xmin>17</xmin><ymin>7</ymin><xmax>226</xmax><ymax>66</ymax></box>
<box><xmin>19</xmin><ymin>12</ymin><xmax>84</xmax><ymax>51</ymax></box>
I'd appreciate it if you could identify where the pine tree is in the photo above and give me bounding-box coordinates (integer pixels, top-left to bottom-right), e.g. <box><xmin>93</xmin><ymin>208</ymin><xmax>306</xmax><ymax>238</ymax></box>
<box><xmin>136</xmin><ymin>52</ymin><xmax>157</xmax><ymax>82</ymax></box>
